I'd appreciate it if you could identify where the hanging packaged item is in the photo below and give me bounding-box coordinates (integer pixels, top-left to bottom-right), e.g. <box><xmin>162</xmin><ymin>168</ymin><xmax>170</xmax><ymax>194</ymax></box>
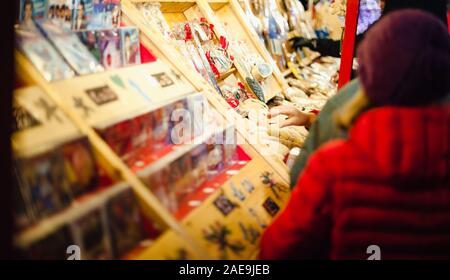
<box><xmin>36</xmin><ymin>20</ymin><xmax>104</xmax><ymax>75</ymax></box>
<box><xmin>136</xmin><ymin>2</ymin><xmax>174</xmax><ymax>42</ymax></box>
<box><xmin>242</xmin><ymin>0</ymin><xmax>265</xmax><ymax>43</ymax></box>
<box><xmin>70</xmin><ymin>207</ymin><xmax>113</xmax><ymax>260</ymax></box>
<box><xmin>261</xmin><ymin>0</ymin><xmax>288</xmax><ymax>70</ymax></box>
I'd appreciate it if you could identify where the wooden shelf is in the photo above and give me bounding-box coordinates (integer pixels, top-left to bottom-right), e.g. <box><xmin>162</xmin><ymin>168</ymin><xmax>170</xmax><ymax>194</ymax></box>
<box><xmin>216</xmin><ymin>67</ymin><xmax>237</xmax><ymax>82</ymax></box>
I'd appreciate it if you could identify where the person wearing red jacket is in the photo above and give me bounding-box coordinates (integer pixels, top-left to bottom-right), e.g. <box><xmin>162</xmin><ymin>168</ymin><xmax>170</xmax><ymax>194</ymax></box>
<box><xmin>259</xmin><ymin>9</ymin><xmax>450</xmax><ymax>260</ymax></box>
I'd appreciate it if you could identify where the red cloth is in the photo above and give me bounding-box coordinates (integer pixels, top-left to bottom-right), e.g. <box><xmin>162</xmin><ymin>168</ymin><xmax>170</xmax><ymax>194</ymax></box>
<box><xmin>120</xmin><ymin>21</ymin><xmax>157</xmax><ymax>63</ymax></box>
<box><xmin>260</xmin><ymin>105</ymin><xmax>450</xmax><ymax>259</ymax></box>
<box><xmin>140</xmin><ymin>44</ymin><xmax>157</xmax><ymax>63</ymax></box>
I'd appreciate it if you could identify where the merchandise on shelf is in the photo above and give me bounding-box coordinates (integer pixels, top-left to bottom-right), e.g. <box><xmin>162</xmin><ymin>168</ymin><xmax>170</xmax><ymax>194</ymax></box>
<box><xmin>120</xmin><ymin>27</ymin><xmax>142</xmax><ymax>66</ymax></box>
<box><xmin>106</xmin><ymin>188</ymin><xmax>145</xmax><ymax>258</ymax></box>
<box><xmin>18</xmin><ymin>0</ymin><xmax>47</xmax><ymax>24</ymax></box>
<box><xmin>90</xmin><ymin>0</ymin><xmax>122</xmax><ymax>29</ymax></box>
<box><xmin>98</xmin><ymin>29</ymin><xmax>123</xmax><ymax>69</ymax></box>
<box><xmin>15</xmin><ymin>23</ymin><xmax>75</xmax><ymax>81</ymax></box>
<box><xmin>36</xmin><ymin>20</ymin><xmax>104</xmax><ymax>75</ymax></box>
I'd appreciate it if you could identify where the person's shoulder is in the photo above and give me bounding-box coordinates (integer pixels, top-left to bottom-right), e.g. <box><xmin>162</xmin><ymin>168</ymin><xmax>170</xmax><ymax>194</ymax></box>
<box><xmin>304</xmin><ymin>138</ymin><xmax>350</xmax><ymax>171</ymax></box>
<box><xmin>316</xmin><ymin>79</ymin><xmax>360</xmax><ymax>119</ymax></box>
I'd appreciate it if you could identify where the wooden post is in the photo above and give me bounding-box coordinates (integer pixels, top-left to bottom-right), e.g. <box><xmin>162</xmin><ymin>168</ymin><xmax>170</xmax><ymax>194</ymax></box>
<box><xmin>338</xmin><ymin>0</ymin><xmax>360</xmax><ymax>89</ymax></box>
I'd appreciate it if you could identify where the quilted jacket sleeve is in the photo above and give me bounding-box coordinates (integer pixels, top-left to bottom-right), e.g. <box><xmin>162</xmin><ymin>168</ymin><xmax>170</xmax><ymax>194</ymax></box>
<box><xmin>260</xmin><ymin>150</ymin><xmax>334</xmax><ymax>259</ymax></box>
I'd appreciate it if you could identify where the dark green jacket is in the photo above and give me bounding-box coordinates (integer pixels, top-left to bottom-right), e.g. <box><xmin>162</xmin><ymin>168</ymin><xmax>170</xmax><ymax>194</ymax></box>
<box><xmin>290</xmin><ymin>79</ymin><xmax>361</xmax><ymax>187</ymax></box>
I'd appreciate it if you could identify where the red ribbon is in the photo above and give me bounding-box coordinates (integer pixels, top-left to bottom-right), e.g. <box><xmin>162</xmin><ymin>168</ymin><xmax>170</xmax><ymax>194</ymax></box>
<box><xmin>205</xmin><ymin>50</ymin><xmax>221</xmax><ymax>78</ymax></box>
<box><xmin>184</xmin><ymin>23</ymin><xmax>192</xmax><ymax>41</ymax></box>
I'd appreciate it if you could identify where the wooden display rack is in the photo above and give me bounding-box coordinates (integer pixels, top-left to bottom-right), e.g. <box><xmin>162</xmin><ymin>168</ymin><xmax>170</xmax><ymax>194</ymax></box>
<box><xmin>200</xmin><ymin>0</ymin><xmax>289</xmax><ymax>90</ymax></box>
<box><xmin>14</xmin><ymin>41</ymin><xmax>291</xmax><ymax>259</ymax></box>
<box><xmin>121</xmin><ymin>0</ymin><xmax>291</xmax><ymax>181</ymax></box>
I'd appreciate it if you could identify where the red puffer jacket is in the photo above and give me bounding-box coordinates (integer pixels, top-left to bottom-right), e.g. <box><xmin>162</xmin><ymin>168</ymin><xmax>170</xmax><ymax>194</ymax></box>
<box><xmin>260</xmin><ymin>105</ymin><xmax>450</xmax><ymax>259</ymax></box>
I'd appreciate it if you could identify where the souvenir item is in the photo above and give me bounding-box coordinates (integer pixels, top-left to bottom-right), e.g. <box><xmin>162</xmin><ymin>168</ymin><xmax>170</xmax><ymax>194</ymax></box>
<box><xmin>147</xmin><ymin>166</ymin><xmax>177</xmax><ymax>213</ymax></box>
<box><xmin>262</xmin><ymin>196</ymin><xmax>280</xmax><ymax>217</ymax></box>
<box><xmin>246</xmin><ymin>77</ymin><xmax>265</xmax><ymax>103</ymax></box>
<box><xmin>262</xmin><ymin>0</ymin><xmax>288</xmax><ymax>69</ymax></box>
<box><xmin>46</xmin><ymin>0</ymin><xmax>73</xmax><ymax>30</ymax></box>
<box><xmin>251</xmin><ymin>62</ymin><xmax>272</xmax><ymax>81</ymax></box>
<box><xmin>174</xmin><ymin>23</ymin><xmax>222</xmax><ymax>95</ymax></box>
<box><xmin>36</xmin><ymin>20</ymin><xmax>104</xmax><ymax>75</ymax></box>
<box><xmin>98</xmin><ymin>29</ymin><xmax>123</xmax><ymax>69</ymax></box>
<box><xmin>76</xmin><ymin>30</ymin><xmax>100</xmax><ymax>62</ymax></box>
<box><xmin>19</xmin><ymin>0</ymin><xmax>47</xmax><ymax>24</ymax></box>
<box><xmin>204</xmin><ymin>43</ymin><xmax>233</xmax><ymax>75</ymax></box>
<box><xmin>203</xmin><ymin>221</ymin><xmax>245</xmax><ymax>259</ymax></box>
<box><xmin>242</xmin><ymin>0</ymin><xmax>264</xmax><ymax>43</ymax></box>
<box><xmin>168</xmin><ymin>99</ymin><xmax>188</xmax><ymax>145</ymax></box>
<box><xmin>189</xmin><ymin>144</ymin><xmax>208</xmax><ymax>189</ymax></box>
<box><xmin>151</xmin><ymin>107</ymin><xmax>170</xmax><ymax>150</ymax></box>
<box><xmin>15</xmin><ymin>26</ymin><xmax>75</xmax><ymax>81</ymax></box>
<box><xmin>221</xmin><ymin>87</ymin><xmax>240</xmax><ymax>109</ymax></box>
<box><xmin>120</xmin><ymin>27</ymin><xmax>141</xmax><ymax>66</ymax></box>
<box><xmin>21</xmin><ymin>225</ymin><xmax>74</xmax><ymax>260</ymax></box>
<box><xmin>61</xmin><ymin>137</ymin><xmax>98</xmax><ymax>197</ymax></box>
<box><xmin>137</xmin><ymin>2</ymin><xmax>173</xmax><ymax>41</ymax></box>
<box><xmin>130</xmin><ymin>112</ymin><xmax>153</xmax><ymax>156</ymax></box>
<box><xmin>14</xmin><ymin>151</ymin><xmax>73</xmax><ymax>221</ymax></box>
<box><xmin>173</xmin><ymin>153</ymin><xmax>194</xmax><ymax>202</ymax></box>
<box><xmin>213</xmin><ymin>193</ymin><xmax>237</xmax><ymax>216</ymax></box>
<box><xmin>176</xmin><ymin>40</ymin><xmax>213</xmax><ymax>88</ymax></box>
<box><xmin>90</xmin><ymin>0</ymin><xmax>121</xmax><ymax>29</ymax></box>
<box><xmin>106</xmin><ymin>188</ymin><xmax>144</xmax><ymax>258</ymax></box>
<box><xmin>206</xmin><ymin>133</ymin><xmax>225</xmax><ymax>179</ymax></box>
<box><xmin>72</xmin><ymin>0</ymin><xmax>94</xmax><ymax>30</ymax></box>
<box><xmin>70</xmin><ymin>207</ymin><xmax>112</xmax><ymax>260</ymax></box>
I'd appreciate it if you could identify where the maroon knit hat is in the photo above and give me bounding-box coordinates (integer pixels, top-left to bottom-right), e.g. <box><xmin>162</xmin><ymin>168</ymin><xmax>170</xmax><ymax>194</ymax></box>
<box><xmin>357</xmin><ymin>9</ymin><xmax>450</xmax><ymax>106</ymax></box>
